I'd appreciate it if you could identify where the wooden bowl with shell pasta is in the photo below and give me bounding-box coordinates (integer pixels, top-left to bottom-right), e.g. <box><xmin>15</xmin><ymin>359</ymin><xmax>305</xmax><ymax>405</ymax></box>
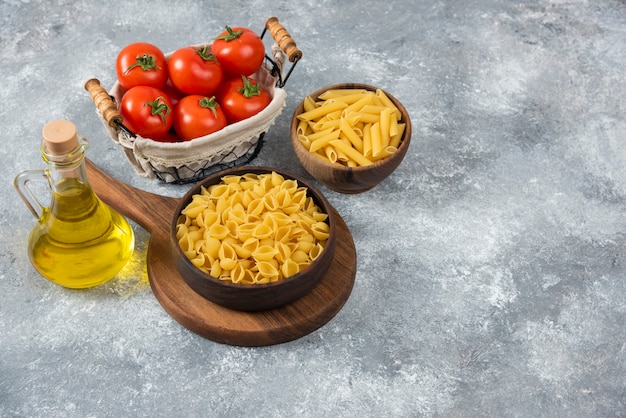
<box><xmin>170</xmin><ymin>166</ymin><xmax>337</xmax><ymax>311</ymax></box>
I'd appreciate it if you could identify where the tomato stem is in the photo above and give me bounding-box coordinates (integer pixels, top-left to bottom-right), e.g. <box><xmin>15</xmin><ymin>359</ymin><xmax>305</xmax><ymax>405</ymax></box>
<box><xmin>214</xmin><ymin>26</ymin><xmax>244</xmax><ymax>42</ymax></box>
<box><xmin>124</xmin><ymin>54</ymin><xmax>160</xmax><ymax>73</ymax></box>
<box><xmin>195</xmin><ymin>45</ymin><xmax>218</xmax><ymax>62</ymax></box>
<box><xmin>144</xmin><ymin>96</ymin><xmax>171</xmax><ymax>126</ymax></box>
<box><xmin>199</xmin><ymin>96</ymin><xmax>219</xmax><ymax>117</ymax></box>
<box><xmin>238</xmin><ymin>75</ymin><xmax>263</xmax><ymax>98</ymax></box>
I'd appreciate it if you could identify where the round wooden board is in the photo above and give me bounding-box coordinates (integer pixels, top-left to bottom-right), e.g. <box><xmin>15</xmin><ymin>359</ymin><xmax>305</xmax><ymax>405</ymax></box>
<box><xmin>85</xmin><ymin>159</ymin><xmax>357</xmax><ymax>347</ymax></box>
<box><xmin>147</xmin><ymin>208</ymin><xmax>356</xmax><ymax>346</ymax></box>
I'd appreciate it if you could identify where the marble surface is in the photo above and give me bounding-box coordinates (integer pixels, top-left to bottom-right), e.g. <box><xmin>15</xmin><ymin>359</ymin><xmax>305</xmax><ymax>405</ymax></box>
<box><xmin>2</xmin><ymin>0</ymin><xmax>625</xmax><ymax>416</ymax></box>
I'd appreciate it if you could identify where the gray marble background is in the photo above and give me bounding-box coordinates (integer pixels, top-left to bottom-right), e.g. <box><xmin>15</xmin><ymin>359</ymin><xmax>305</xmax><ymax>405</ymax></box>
<box><xmin>1</xmin><ymin>0</ymin><xmax>625</xmax><ymax>416</ymax></box>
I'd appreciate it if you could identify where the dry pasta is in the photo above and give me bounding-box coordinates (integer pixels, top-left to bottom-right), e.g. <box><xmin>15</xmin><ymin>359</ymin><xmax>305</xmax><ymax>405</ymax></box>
<box><xmin>297</xmin><ymin>89</ymin><xmax>405</xmax><ymax>167</ymax></box>
<box><xmin>176</xmin><ymin>172</ymin><xmax>330</xmax><ymax>285</ymax></box>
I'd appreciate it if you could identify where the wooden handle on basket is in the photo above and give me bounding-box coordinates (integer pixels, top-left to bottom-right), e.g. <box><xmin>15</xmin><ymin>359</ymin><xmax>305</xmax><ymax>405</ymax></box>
<box><xmin>84</xmin><ymin>78</ymin><xmax>122</xmax><ymax>128</ymax></box>
<box><xmin>265</xmin><ymin>17</ymin><xmax>302</xmax><ymax>62</ymax></box>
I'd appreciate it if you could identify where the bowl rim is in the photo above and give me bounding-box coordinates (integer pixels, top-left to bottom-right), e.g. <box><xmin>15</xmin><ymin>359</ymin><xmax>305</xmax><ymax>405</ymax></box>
<box><xmin>170</xmin><ymin>165</ymin><xmax>337</xmax><ymax>290</ymax></box>
<box><xmin>290</xmin><ymin>83</ymin><xmax>412</xmax><ymax>172</ymax></box>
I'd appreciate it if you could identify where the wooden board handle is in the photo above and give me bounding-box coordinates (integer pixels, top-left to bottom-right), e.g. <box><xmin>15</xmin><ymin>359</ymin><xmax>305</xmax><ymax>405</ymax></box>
<box><xmin>85</xmin><ymin>158</ymin><xmax>178</xmax><ymax>235</ymax></box>
<box><xmin>84</xmin><ymin>78</ymin><xmax>122</xmax><ymax>128</ymax></box>
<box><xmin>265</xmin><ymin>17</ymin><xmax>302</xmax><ymax>62</ymax></box>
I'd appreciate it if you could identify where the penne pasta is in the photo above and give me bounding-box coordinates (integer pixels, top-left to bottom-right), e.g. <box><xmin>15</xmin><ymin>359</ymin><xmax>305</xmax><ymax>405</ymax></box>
<box><xmin>371</xmin><ymin>146</ymin><xmax>398</xmax><ymax>161</ymax></box>
<box><xmin>323</xmin><ymin>144</ymin><xmax>338</xmax><ymax>164</ymax></box>
<box><xmin>329</xmin><ymin>140</ymin><xmax>373</xmax><ymax>167</ymax></box>
<box><xmin>297</xmin><ymin>100</ymin><xmax>348</xmax><ymax>121</ymax></box>
<box><xmin>309</xmin><ymin>129</ymin><xmax>341</xmax><ymax>153</ymax></box>
<box><xmin>370</xmin><ymin>122</ymin><xmax>382</xmax><ymax>158</ymax></box>
<box><xmin>346</xmin><ymin>111</ymin><xmax>379</xmax><ymax>124</ymax></box>
<box><xmin>389</xmin><ymin>123</ymin><xmax>405</xmax><ymax>148</ymax></box>
<box><xmin>324</xmin><ymin>92</ymin><xmax>370</xmax><ymax>105</ymax></box>
<box><xmin>340</xmin><ymin>118</ymin><xmax>364</xmax><ymax>153</ymax></box>
<box><xmin>389</xmin><ymin>111</ymin><xmax>399</xmax><ymax>137</ymax></box>
<box><xmin>375</xmin><ymin>89</ymin><xmax>401</xmax><ymax>118</ymax></box>
<box><xmin>314</xmin><ymin>118</ymin><xmax>341</xmax><ymax>131</ymax></box>
<box><xmin>363</xmin><ymin>123</ymin><xmax>372</xmax><ymax>158</ymax></box>
<box><xmin>298</xmin><ymin>134</ymin><xmax>312</xmax><ymax>151</ymax></box>
<box><xmin>318</xmin><ymin>89</ymin><xmax>367</xmax><ymax>99</ymax></box>
<box><xmin>296</xmin><ymin>119</ymin><xmax>309</xmax><ymax>136</ymax></box>
<box><xmin>302</xmin><ymin>95</ymin><xmax>317</xmax><ymax>112</ymax></box>
<box><xmin>297</xmin><ymin>88</ymin><xmax>404</xmax><ymax>167</ymax></box>
<box><xmin>360</xmin><ymin>105</ymin><xmax>391</xmax><ymax>115</ymax></box>
<box><xmin>335</xmin><ymin>147</ymin><xmax>350</xmax><ymax>163</ymax></box>
<box><xmin>379</xmin><ymin>107</ymin><xmax>392</xmax><ymax>149</ymax></box>
<box><xmin>305</xmin><ymin>127</ymin><xmax>336</xmax><ymax>142</ymax></box>
<box><xmin>341</xmin><ymin>94</ymin><xmax>374</xmax><ymax>117</ymax></box>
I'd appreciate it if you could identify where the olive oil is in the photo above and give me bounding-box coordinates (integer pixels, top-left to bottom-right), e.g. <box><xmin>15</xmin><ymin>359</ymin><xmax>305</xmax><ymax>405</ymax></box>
<box><xmin>28</xmin><ymin>178</ymin><xmax>134</xmax><ymax>288</ymax></box>
<box><xmin>15</xmin><ymin>120</ymin><xmax>134</xmax><ymax>288</ymax></box>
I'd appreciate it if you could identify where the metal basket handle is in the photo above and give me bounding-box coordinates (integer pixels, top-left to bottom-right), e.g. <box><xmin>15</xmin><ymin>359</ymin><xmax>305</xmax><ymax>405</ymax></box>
<box><xmin>84</xmin><ymin>79</ymin><xmax>135</xmax><ymax>137</ymax></box>
<box><xmin>261</xmin><ymin>17</ymin><xmax>302</xmax><ymax>88</ymax></box>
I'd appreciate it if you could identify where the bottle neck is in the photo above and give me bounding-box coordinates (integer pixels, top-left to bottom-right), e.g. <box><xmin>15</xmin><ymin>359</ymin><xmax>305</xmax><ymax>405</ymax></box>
<box><xmin>44</xmin><ymin>137</ymin><xmax>100</xmax><ymax>221</ymax></box>
<box><xmin>41</xmin><ymin>134</ymin><xmax>91</xmax><ymax>194</ymax></box>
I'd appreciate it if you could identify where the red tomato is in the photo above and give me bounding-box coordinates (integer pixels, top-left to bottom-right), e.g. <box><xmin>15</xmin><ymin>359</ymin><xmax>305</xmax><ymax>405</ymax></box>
<box><xmin>212</xmin><ymin>26</ymin><xmax>265</xmax><ymax>77</ymax></box>
<box><xmin>119</xmin><ymin>86</ymin><xmax>174</xmax><ymax>139</ymax></box>
<box><xmin>216</xmin><ymin>75</ymin><xmax>272</xmax><ymax>123</ymax></box>
<box><xmin>116</xmin><ymin>42</ymin><xmax>167</xmax><ymax>90</ymax></box>
<box><xmin>168</xmin><ymin>46</ymin><xmax>224</xmax><ymax>96</ymax></box>
<box><xmin>162</xmin><ymin>77</ymin><xmax>186</xmax><ymax>107</ymax></box>
<box><xmin>173</xmin><ymin>95</ymin><xmax>228</xmax><ymax>141</ymax></box>
<box><xmin>152</xmin><ymin>131</ymin><xmax>181</xmax><ymax>143</ymax></box>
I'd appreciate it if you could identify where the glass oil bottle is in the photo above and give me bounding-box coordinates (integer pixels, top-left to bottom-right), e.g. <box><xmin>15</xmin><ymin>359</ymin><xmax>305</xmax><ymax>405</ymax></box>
<box><xmin>14</xmin><ymin>120</ymin><xmax>135</xmax><ymax>288</ymax></box>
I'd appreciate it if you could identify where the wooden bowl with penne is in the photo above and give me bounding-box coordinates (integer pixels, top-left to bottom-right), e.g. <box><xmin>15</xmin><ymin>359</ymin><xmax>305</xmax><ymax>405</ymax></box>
<box><xmin>170</xmin><ymin>166</ymin><xmax>338</xmax><ymax>311</ymax></box>
<box><xmin>291</xmin><ymin>83</ymin><xmax>411</xmax><ymax>193</ymax></box>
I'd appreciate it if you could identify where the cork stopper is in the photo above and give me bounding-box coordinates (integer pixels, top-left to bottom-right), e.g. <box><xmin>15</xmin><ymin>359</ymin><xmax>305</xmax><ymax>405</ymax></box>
<box><xmin>42</xmin><ymin>120</ymin><xmax>78</xmax><ymax>155</ymax></box>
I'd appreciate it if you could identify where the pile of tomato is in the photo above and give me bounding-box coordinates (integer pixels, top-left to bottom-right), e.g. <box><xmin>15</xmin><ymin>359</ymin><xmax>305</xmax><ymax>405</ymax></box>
<box><xmin>115</xmin><ymin>26</ymin><xmax>272</xmax><ymax>142</ymax></box>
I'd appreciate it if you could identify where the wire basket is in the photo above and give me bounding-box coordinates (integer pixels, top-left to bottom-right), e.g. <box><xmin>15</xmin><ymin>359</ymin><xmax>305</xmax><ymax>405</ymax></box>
<box><xmin>86</xmin><ymin>17</ymin><xmax>301</xmax><ymax>184</ymax></box>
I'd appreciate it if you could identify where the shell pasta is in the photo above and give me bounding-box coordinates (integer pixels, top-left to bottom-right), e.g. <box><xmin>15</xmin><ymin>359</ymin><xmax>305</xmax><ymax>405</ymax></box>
<box><xmin>176</xmin><ymin>172</ymin><xmax>330</xmax><ymax>285</ymax></box>
<box><xmin>297</xmin><ymin>89</ymin><xmax>406</xmax><ymax>167</ymax></box>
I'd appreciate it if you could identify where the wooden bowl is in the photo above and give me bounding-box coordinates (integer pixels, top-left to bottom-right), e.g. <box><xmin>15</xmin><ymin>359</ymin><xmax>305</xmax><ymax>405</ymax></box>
<box><xmin>170</xmin><ymin>166</ymin><xmax>337</xmax><ymax>311</ymax></box>
<box><xmin>290</xmin><ymin>83</ymin><xmax>412</xmax><ymax>193</ymax></box>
